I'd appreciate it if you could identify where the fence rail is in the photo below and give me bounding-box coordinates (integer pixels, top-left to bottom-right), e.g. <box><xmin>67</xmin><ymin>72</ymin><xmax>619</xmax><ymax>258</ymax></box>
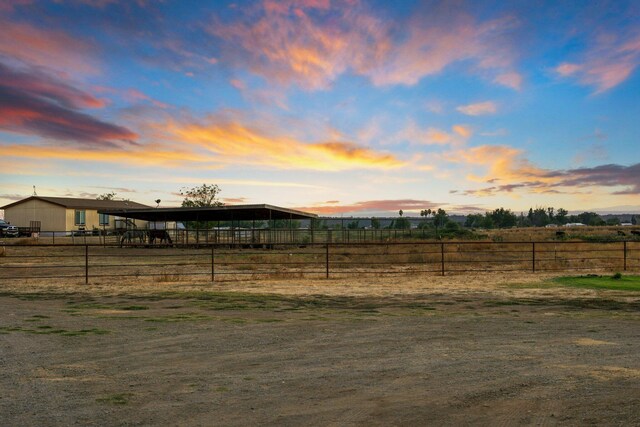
<box><xmin>1</xmin><ymin>241</ymin><xmax>639</xmax><ymax>284</ymax></box>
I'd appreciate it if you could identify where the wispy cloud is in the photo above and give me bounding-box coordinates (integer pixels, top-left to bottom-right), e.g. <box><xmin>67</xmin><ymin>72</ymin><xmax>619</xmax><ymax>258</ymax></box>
<box><xmin>209</xmin><ymin>1</ymin><xmax>520</xmax><ymax>90</ymax></box>
<box><xmin>0</xmin><ymin>61</ymin><xmax>137</xmax><ymax>146</ymax></box>
<box><xmin>390</xmin><ymin>123</ymin><xmax>471</xmax><ymax>146</ymax></box>
<box><xmin>447</xmin><ymin>144</ymin><xmax>640</xmax><ymax>196</ymax></box>
<box><xmin>0</xmin><ymin>17</ymin><xmax>97</xmax><ymax>74</ymax></box>
<box><xmin>166</xmin><ymin>118</ymin><xmax>405</xmax><ymax>171</ymax></box>
<box><xmin>456</xmin><ymin>101</ymin><xmax>497</xmax><ymax>116</ymax></box>
<box><xmin>296</xmin><ymin>199</ymin><xmax>440</xmax><ymax>215</ymax></box>
<box><xmin>554</xmin><ymin>30</ymin><xmax>640</xmax><ymax>93</ymax></box>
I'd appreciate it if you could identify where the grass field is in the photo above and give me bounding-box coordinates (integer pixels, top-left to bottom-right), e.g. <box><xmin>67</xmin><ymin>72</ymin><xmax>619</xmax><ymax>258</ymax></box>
<box><xmin>1</xmin><ymin>274</ymin><xmax>640</xmax><ymax>425</ymax></box>
<box><xmin>554</xmin><ymin>274</ymin><xmax>640</xmax><ymax>291</ymax></box>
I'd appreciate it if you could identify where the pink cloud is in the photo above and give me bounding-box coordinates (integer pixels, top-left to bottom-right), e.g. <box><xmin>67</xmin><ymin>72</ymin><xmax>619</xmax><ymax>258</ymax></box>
<box><xmin>0</xmin><ymin>18</ymin><xmax>97</xmax><ymax>74</ymax></box>
<box><xmin>456</xmin><ymin>101</ymin><xmax>497</xmax><ymax>116</ymax></box>
<box><xmin>494</xmin><ymin>72</ymin><xmax>522</xmax><ymax>90</ymax></box>
<box><xmin>555</xmin><ymin>31</ymin><xmax>640</xmax><ymax>93</ymax></box>
<box><xmin>209</xmin><ymin>1</ymin><xmax>520</xmax><ymax>90</ymax></box>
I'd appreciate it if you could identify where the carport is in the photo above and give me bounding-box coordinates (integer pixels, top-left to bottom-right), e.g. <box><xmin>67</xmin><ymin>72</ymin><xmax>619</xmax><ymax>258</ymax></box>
<box><xmin>98</xmin><ymin>204</ymin><xmax>317</xmax><ymax>245</ymax></box>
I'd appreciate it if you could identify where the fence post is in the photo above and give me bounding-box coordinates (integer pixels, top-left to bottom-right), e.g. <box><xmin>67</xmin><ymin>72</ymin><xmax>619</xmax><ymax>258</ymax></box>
<box><xmin>211</xmin><ymin>245</ymin><xmax>215</xmax><ymax>282</ymax></box>
<box><xmin>85</xmin><ymin>244</ymin><xmax>89</xmax><ymax>284</ymax></box>
<box><xmin>440</xmin><ymin>242</ymin><xmax>445</xmax><ymax>276</ymax></box>
<box><xmin>325</xmin><ymin>243</ymin><xmax>330</xmax><ymax>279</ymax></box>
<box><xmin>532</xmin><ymin>242</ymin><xmax>536</xmax><ymax>273</ymax></box>
<box><xmin>623</xmin><ymin>241</ymin><xmax>627</xmax><ymax>271</ymax></box>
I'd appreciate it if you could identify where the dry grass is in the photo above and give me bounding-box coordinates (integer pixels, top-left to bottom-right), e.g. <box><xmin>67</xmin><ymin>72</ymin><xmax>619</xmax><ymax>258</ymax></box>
<box><xmin>0</xmin><ymin>236</ymin><xmax>639</xmax><ymax>286</ymax></box>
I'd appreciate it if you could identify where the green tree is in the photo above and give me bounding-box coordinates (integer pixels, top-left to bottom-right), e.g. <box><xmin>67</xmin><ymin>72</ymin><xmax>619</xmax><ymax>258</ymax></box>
<box><xmin>432</xmin><ymin>208</ymin><xmax>449</xmax><ymax>237</ymax></box>
<box><xmin>489</xmin><ymin>208</ymin><xmax>517</xmax><ymax>228</ymax></box>
<box><xmin>370</xmin><ymin>217</ymin><xmax>380</xmax><ymax>229</ymax></box>
<box><xmin>464</xmin><ymin>213</ymin><xmax>485</xmax><ymax>228</ymax></box>
<box><xmin>97</xmin><ymin>191</ymin><xmax>116</xmax><ymax>200</ymax></box>
<box><xmin>577</xmin><ymin>212</ymin><xmax>604</xmax><ymax>226</ymax></box>
<box><xmin>179</xmin><ymin>184</ymin><xmax>223</xmax><ymax>229</ymax></box>
<box><xmin>347</xmin><ymin>220</ymin><xmax>360</xmax><ymax>229</ymax></box>
<box><xmin>631</xmin><ymin>215</ymin><xmax>637</xmax><ymax>225</ymax></box>
<box><xmin>394</xmin><ymin>217</ymin><xmax>411</xmax><ymax>229</ymax></box>
<box><xmin>310</xmin><ymin>218</ymin><xmax>327</xmax><ymax>229</ymax></box>
<box><xmin>180</xmin><ymin>184</ymin><xmax>223</xmax><ymax>208</ymax></box>
<box><xmin>555</xmin><ymin>208</ymin><xmax>568</xmax><ymax>225</ymax></box>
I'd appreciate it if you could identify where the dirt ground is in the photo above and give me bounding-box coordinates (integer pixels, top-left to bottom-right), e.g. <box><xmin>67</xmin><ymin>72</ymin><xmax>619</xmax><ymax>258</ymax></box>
<box><xmin>1</xmin><ymin>274</ymin><xmax>639</xmax><ymax>426</ymax></box>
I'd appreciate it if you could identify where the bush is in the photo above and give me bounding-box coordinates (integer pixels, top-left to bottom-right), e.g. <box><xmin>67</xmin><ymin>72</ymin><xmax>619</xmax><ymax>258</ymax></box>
<box><xmin>612</xmin><ymin>272</ymin><xmax>622</xmax><ymax>280</ymax></box>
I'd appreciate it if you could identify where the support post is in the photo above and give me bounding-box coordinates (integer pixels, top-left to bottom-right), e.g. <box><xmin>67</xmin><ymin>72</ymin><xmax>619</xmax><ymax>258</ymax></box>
<box><xmin>211</xmin><ymin>245</ymin><xmax>215</xmax><ymax>282</ymax></box>
<box><xmin>325</xmin><ymin>243</ymin><xmax>330</xmax><ymax>279</ymax></box>
<box><xmin>532</xmin><ymin>242</ymin><xmax>536</xmax><ymax>273</ymax></box>
<box><xmin>85</xmin><ymin>244</ymin><xmax>89</xmax><ymax>285</ymax></box>
<box><xmin>624</xmin><ymin>241</ymin><xmax>627</xmax><ymax>271</ymax></box>
<box><xmin>440</xmin><ymin>242</ymin><xmax>445</xmax><ymax>276</ymax></box>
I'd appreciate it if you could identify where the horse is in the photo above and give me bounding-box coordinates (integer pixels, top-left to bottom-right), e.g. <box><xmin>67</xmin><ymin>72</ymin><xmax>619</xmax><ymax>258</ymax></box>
<box><xmin>120</xmin><ymin>230</ymin><xmax>147</xmax><ymax>247</ymax></box>
<box><xmin>148</xmin><ymin>229</ymin><xmax>173</xmax><ymax>245</ymax></box>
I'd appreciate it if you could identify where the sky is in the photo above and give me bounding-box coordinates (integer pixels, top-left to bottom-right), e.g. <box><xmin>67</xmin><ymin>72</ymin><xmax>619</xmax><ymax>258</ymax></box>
<box><xmin>1</xmin><ymin>0</ymin><xmax>639</xmax><ymax>216</ymax></box>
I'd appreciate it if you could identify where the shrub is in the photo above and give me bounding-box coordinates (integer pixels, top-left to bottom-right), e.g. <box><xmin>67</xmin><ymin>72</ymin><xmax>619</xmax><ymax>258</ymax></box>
<box><xmin>612</xmin><ymin>272</ymin><xmax>623</xmax><ymax>280</ymax></box>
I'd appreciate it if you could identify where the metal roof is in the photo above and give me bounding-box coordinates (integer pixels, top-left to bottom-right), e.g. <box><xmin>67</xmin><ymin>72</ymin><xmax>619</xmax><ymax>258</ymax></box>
<box><xmin>1</xmin><ymin>196</ymin><xmax>150</xmax><ymax>210</ymax></box>
<box><xmin>98</xmin><ymin>204</ymin><xmax>317</xmax><ymax>222</ymax></box>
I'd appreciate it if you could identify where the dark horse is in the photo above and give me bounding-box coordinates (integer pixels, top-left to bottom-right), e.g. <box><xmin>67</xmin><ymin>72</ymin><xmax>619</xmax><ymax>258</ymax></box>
<box><xmin>148</xmin><ymin>229</ymin><xmax>173</xmax><ymax>245</ymax></box>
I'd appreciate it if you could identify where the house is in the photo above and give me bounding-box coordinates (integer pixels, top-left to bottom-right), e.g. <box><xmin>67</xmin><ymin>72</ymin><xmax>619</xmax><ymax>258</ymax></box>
<box><xmin>0</xmin><ymin>196</ymin><xmax>150</xmax><ymax>233</ymax></box>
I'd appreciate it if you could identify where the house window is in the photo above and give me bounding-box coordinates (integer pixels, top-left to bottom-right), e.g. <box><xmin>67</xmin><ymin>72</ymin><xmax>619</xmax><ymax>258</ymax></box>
<box><xmin>99</xmin><ymin>213</ymin><xmax>109</xmax><ymax>226</ymax></box>
<box><xmin>74</xmin><ymin>210</ymin><xmax>86</xmax><ymax>226</ymax></box>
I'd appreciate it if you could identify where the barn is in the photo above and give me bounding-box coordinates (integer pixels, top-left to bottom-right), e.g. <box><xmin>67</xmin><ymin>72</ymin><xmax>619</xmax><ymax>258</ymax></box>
<box><xmin>1</xmin><ymin>196</ymin><xmax>150</xmax><ymax>234</ymax></box>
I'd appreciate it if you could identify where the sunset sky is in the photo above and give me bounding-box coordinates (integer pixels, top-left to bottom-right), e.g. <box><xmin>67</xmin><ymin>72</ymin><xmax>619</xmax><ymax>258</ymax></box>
<box><xmin>1</xmin><ymin>0</ymin><xmax>639</xmax><ymax>216</ymax></box>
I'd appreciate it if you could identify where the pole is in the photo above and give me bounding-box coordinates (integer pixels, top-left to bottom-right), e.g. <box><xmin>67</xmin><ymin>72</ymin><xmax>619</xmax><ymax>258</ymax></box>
<box><xmin>211</xmin><ymin>245</ymin><xmax>215</xmax><ymax>282</ymax></box>
<box><xmin>532</xmin><ymin>242</ymin><xmax>536</xmax><ymax>272</ymax></box>
<box><xmin>85</xmin><ymin>244</ymin><xmax>89</xmax><ymax>284</ymax></box>
<box><xmin>325</xmin><ymin>243</ymin><xmax>329</xmax><ymax>279</ymax></box>
<box><xmin>440</xmin><ymin>242</ymin><xmax>445</xmax><ymax>276</ymax></box>
<box><xmin>624</xmin><ymin>241</ymin><xmax>627</xmax><ymax>271</ymax></box>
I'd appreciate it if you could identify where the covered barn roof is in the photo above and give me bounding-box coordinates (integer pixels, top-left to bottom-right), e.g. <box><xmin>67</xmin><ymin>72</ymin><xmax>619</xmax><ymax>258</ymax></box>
<box><xmin>1</xmin><ymin>196</ymin><xmax>150</xmax><ymax>210</ymax></box>
<box><xmin>97</xmin><ymin>204</ymin><xmax>317</xmax><ymax>222</ymax></box>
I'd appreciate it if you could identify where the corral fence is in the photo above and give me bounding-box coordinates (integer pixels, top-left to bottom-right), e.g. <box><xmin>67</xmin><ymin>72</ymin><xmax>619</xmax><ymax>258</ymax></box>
<box><xmin>1</xmin><ymin>241</ymin><xmax>639</xmax><ymax>284</ymax></box>
<box><xmin>5</xmin><ymin>227</ymin><xmax>464</xmax><ymax>245</ymax></box>
<box><xmin>15</xmin><ymin>225</ymin><xmax>640</xmax><ymax>245</ymax></box>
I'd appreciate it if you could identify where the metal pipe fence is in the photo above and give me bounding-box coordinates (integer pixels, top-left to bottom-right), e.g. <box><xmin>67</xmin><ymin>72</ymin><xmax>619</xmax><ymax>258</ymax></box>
<box><xmin>1</xmin><ymin>241</ymin><xmax>638</xmax><ymax>284</ymax></box>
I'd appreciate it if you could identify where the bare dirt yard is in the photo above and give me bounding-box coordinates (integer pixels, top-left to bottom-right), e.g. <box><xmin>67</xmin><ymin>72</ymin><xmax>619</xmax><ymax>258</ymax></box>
<box><xmin>1</xmin><ymin>274</ymin><xmax>640</xmax><ymax>426</ymax></box>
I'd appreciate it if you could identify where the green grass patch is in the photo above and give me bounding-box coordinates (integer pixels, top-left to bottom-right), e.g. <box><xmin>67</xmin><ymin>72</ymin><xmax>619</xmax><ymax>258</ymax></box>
<box><xmin>0</xmin><ymin>325</ymin><xmax>110</xmax><ymax>336</ymax></box>
<box><xmin>96</xmin><ymin>393</ymin><xmax>133</xmax><ymax>405</ymax></box>
<box><xmin>553</xmin><ymin>274</ymin><xmax>640</xmax><ymax>291</ymax></box>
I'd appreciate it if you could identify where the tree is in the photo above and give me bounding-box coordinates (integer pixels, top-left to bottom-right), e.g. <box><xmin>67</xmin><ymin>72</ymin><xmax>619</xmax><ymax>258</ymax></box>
<box><xmin>180</xmin><ymin>184</ymin><xmax>223</xmax><ymax>208</ymax></box>
<box><xmin>347</xmin><ymin>220</ymin><xmax>360</xmax><ymax>229</ymax></box>
<box><xmin>394</xmin><ymin>217</ymin><xmax>411</xmax><ymax>229</ymax></box>
<box><xmin>632</xmin><ymin>215</ymin><xmax>637</xmax><ymax>225</ymax></box>
<box><xmin>555</xmin><ymin>208</ymin><xmax>568</xmax><ymax>225</ymax></box>
<box><xmin>97</xmin><ymin>192</ymin><xmax>116</xmax><ymax>201</ymax></box>
<box><xmin>370</xmin><ymin>217</ymin><xmax>380</xmax><ymax>229</ymax></box>
<box><xmin>398</xmin><ymin>209</ymin><xmax>403</xmax><ymax>217</ymax></box>
<box><xmin>577</xmin><ymin>212</ymin><xmax>604</xmax><ymax>226</ymax></box>
<box><xmin>432</xmin><ymin>208</ymin><xmax>449</xmax><ymax>237</ymax></box>
<box><xmin>489</xmin><ymin>208</ymin><xmax>517</xmax><ymax>228</ymax></box>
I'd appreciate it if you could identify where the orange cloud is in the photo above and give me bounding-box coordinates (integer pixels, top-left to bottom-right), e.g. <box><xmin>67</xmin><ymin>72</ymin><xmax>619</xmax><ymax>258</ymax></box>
<box><xmin>167</xmin><ymin>120</ymin><xmax>405</xmax><ymax>171</ymax></box>
<box><xmin>392</xmin><ymin>123</ymin><xmax>471</xmax><ymax>146</ymax></box>
<box><xmin>456</xmin><ymin>101</ymin><xmax>497</xmax><ymax>116</ymax></box>
<box><xmin>209</xmin><ymin>2</ymin><xmax>519</xmax><ymax>90</ymax></box>
<box><xmin>296</xmin><ymin>199</ymin><xmax>439</xmax><ymax>215</ymax></box>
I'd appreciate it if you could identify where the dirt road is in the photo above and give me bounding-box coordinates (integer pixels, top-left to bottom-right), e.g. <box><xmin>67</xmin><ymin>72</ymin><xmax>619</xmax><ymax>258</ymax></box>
<box><xmin>1</xmin><ymin>277</ymin><xmax>639</xmax><ymax>425</ymax></box>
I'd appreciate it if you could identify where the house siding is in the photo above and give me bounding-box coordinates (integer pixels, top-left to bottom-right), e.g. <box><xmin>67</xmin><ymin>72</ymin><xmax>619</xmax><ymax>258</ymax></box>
<box><xmin>4</xmin><ymin>198</ymin><xmax>148</xmax><ymax>231</ymax></box>
<box><xmin>4</xmin><ymin>199</ymin><xmax>66</xmax><ymax>230</ymax></box>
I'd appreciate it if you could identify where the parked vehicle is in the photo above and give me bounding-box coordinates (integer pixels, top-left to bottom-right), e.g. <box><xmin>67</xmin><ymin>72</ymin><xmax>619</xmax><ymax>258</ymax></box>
<box><xmin>0</xmin><ymin>219</ymin><xmax>19</xmax><ymax>237</ymax></box>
